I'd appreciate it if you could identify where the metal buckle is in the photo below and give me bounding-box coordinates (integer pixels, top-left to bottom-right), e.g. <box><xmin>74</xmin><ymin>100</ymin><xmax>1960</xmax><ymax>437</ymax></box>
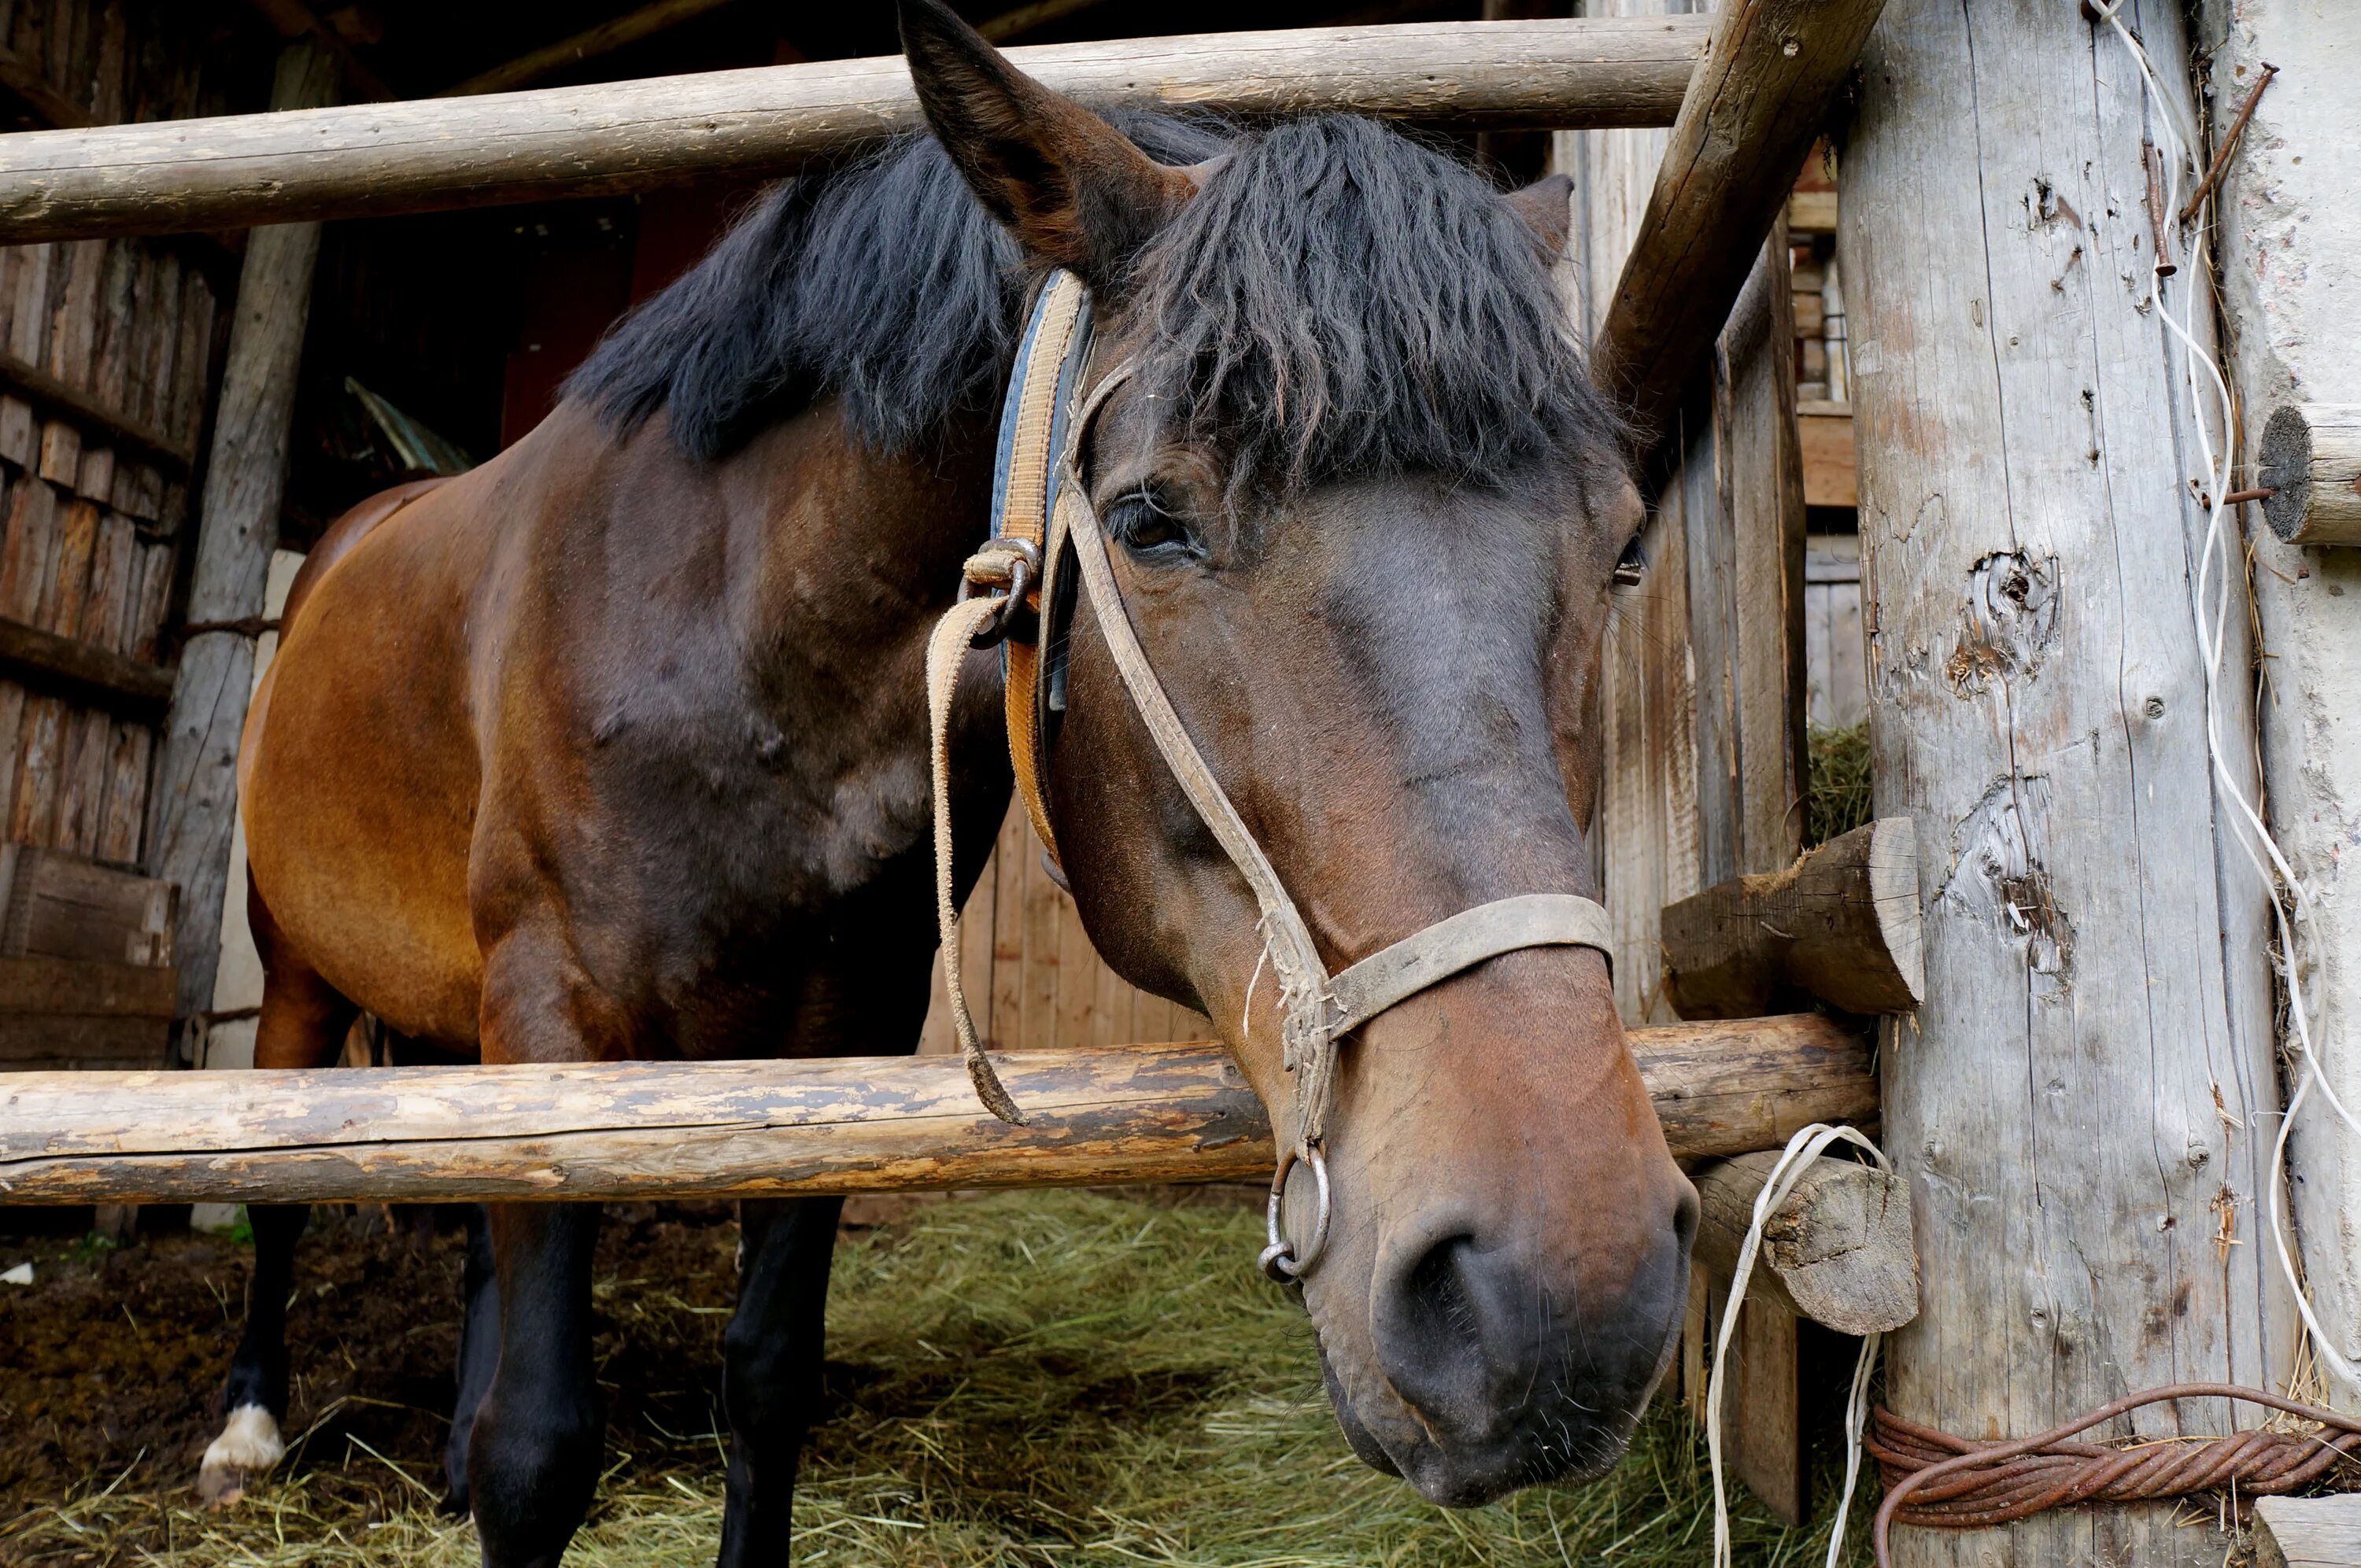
<box><xmin>1259</xmin><ymin>1144</ymin><xmax>1332</xmax><ymax>1283</ymax></box>
<box><xmin>959</xmin><ymin>538</ymin><xmax>1041</xmax><ymax>648</ymax></box>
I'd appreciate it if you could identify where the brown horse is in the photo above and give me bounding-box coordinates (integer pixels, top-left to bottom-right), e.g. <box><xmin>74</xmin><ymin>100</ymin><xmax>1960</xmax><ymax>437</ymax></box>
<box><xmin>207</xmin><ymin>2</ymin><xmax>1695</xmax><ymax>1559</ymax></box>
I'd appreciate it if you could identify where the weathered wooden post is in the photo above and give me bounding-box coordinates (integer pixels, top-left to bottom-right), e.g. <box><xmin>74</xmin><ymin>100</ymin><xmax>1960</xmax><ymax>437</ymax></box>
<box><xmin>2205</xmin><ymin>1</ymin><xmax>2361</xmax><ymax>1404</ymax></box>
<box><xmin>1841</xmin><ymin>2</ymin><xmax>2290</xmax><ymax>1562</ymax></box>
<box><xmin>146</xmin><ymin>42</ymin><xmax>337</xmax><ymax>1025</ymax></box>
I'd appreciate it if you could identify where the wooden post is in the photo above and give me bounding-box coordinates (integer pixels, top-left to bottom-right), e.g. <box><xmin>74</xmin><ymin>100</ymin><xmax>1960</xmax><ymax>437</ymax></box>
<box><xmin>2205</xmin><ymin>5</ymin><xmax>2361</xmax><ymax>1402</ymax></box>
<box><xmin>0</xmin><ymin>1016</ymin><xmax>1875</xmax><ymax>1205</ymax></box>
<box><xmin>145</xmin><ymin>43</ymin><xmax>336</xmax><ymax>1028</ymax></box>
<box><xmin>1842</xmin><ymin>2</ymin><xmax>2289</xmax><ymax>1562</ymax></box>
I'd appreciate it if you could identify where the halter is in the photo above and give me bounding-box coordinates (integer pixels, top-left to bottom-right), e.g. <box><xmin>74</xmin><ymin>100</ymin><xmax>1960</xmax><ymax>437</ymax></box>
<box><xmin>926</xmin><ymin>270</ymin><xmax>1615</xmax><ymax>1280</ymax></box>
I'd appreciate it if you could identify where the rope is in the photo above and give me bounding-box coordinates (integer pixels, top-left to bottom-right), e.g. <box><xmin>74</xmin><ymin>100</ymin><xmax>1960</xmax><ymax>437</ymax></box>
<box><xmin>1704</xmin><ymin>1123</ymin><xmax>1890</xmax><ymax>1568</ymax></box>
<box><xmin>1868</xmin><ymin>1403</ymin><xmax>2359</xmax><ymax>1530</ymax></box>
<box><xmin>1869</xmin><ymin>1385</ymin><xmax>2361</xmax><ymax>1566</ymax></box>
<box><xmin>924</xmin><ymin>569</ymin><xmax>1026</xmax><ymax>1127</ymax></box>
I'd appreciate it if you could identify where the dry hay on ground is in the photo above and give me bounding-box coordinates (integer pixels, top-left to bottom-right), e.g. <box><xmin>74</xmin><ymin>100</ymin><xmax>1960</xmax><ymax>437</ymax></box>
<box><xmin>2</xmin><ymin>1190</ymin><xmax>1869</xmax><ymax>1566</ymax></box>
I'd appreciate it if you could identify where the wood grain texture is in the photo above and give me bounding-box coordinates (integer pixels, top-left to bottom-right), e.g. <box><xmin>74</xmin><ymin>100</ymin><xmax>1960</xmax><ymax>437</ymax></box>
<box><xmin>146</xmin><ymin>41</ymin><xmax>333</xmax><ymax>1023</ymax></box>
<box><xmin>0</xmin><ymin>1013</ymin><xmax>1871</xmax><ymax>1204</ymax></box>
<box><xmin>0</xmin><ymin>609</ymin><xmax>170</xmax><ymax>718</ymax></box>
<box><xmin>1842</xmin><ymin>2</ymin><xmax>2289</xmax><ymax>1561</ymax></box>
<box><xmin>1661</xmin><ymin>816</ymin><xmax>1921</xmax><ymax>1018</ymax></box>
<box><xmin>1589</xmin><ymin>0</ymin><xmax>1888</xmax><ymax>449</ymax></box>
<box><xmin>1690</xmin><ymin>1149</ymin><xmax>1917</xmax><ymax>1335</ymax></box>
<box><xmin>2258</xmin><ymin>403</ymin><xmax>2361</xmax><ymax>546</ymax></box>
<box><xmin>0</xmin><ymin>18</ymin><xmax>1709</xmax><ymax>244</ymax></box>
<box><xmin>920</xmin><ymin>798</ymin><xmax>1210</xmax><ymax>1057</ymax></box>
<box><xmin>2252</xmin><ymin>1494</ymin><xmax>2361</xmax><ymax>1568</ymax></box>
<box><xmin>0</xmin><ymin>842</ymin><xmax>174</xmax><ymax>964</ymax></box>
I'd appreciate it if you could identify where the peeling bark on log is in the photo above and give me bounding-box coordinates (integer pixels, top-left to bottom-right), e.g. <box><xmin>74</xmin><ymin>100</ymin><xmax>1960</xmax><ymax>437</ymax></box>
<box><xmin>0</xmin><ymin>18</ymin><xmax>1708</xmax><ymax>244</ymax></box>
<box><xmin>0</xmin><ymin>1015</ymin><xmax>1872</xmax><ymax>1205</ymax></box>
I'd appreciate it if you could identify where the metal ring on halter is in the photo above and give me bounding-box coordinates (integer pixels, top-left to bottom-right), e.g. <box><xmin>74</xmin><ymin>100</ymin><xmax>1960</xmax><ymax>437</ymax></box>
<box><xmin>1259</xmin><ymin>1144</ymin><xmax>1332</xmax><ymax>1283</ymax></box>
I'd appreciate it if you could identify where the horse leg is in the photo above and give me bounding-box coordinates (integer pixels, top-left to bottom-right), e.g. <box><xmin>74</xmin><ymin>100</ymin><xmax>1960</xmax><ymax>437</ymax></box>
<box><xmin>714</xmin><ymin>925</ymin><xmax>935</xmax><ymax>1563</ymax></box>
<box><xmin>465</xmin><ymin>930</ymin><xmax>621</xmax><ymax>1567</ymax></box>
<box><xmin>715</xmin><ymin>1197</ymin><xmax>845</xmax><ymax>1566</ymax></box>
<box><xmin>444</xmin><ymin>1203</ymin><xmax>500</xmax><ymax>1515</ymax></box>
<box><xmin>199</xmin><ymin>896</ymin><xmax>357</xmax><ymax>1507</ymax></box>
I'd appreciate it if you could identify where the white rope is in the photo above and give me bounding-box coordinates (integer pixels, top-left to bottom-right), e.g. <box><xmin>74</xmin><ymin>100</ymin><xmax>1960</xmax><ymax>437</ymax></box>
<box><xmin>2087</xmin><ymin>1</ymin><xmax>2360</xmax><ymax>1395</ymax></box>
<box><xmin>1705</xmin><ymin>1122</ymin><xmax>1893</xmax><ymax>1568</ymax></box>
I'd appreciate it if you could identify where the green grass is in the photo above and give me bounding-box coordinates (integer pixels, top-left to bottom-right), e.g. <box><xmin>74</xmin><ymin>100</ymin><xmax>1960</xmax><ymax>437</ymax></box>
<box><xmin>1805</xmin><ymin>722</ymin><xmax>1872</xmax><ymax>849</ymax></box>
<box><xmin>9</xmin><ymin>1192</ymin><xmax>1874</xmax><ymax>1566</ymax></box>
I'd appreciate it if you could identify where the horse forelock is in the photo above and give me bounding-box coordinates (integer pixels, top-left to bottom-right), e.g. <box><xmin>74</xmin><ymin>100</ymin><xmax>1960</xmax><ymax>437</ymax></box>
<box><xmin>564</xmin><ymin>110</ymin><xmax>1621</xmax><ymax>502</ymax></box>
<box><xmin>1128</xmin><ymin>115</ymin><xmax>1623</xmax><ymax>502</ymax></box>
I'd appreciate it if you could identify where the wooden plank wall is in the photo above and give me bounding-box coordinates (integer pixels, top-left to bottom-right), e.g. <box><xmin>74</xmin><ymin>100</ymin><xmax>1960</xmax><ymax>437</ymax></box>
<box><xmin>918</xmin><ymin>801</ymin><xmax>1212</xmax><ymax>1055</ymax></box>
<box><xmin>1561</xmin><ymin>0</ymin><xmax>1815</xmax><ymax>1524</ymax></box>
<box><xmin>0</xmin><ymin>2</ymin><xmax>233</xmax><ymax>876</ymax></box>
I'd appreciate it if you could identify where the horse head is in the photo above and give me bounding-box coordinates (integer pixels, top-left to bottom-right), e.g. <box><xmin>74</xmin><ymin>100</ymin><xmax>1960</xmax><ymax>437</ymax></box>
<box><xmin>902</xmin><ymin>0</ymin><xmax>1697</xmax><ymax>1507</ymax></box>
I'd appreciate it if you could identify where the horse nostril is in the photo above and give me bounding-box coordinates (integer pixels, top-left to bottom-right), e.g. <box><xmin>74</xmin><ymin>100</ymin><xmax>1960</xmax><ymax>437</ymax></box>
<box><xmin>1672</xmin><ymin>1180</ymin><xmax>1700</xmax><ymax>1258</ymax></box>
<box><xmin>1403</xmin><ymin>1234</ymin><xmax>1483</xmax><ymax>1351</ymax></box>
<box><xmin>1373</xmin><ymin>1231</ymin><xmax>1505</xmax><ymax>1437</ymax></box>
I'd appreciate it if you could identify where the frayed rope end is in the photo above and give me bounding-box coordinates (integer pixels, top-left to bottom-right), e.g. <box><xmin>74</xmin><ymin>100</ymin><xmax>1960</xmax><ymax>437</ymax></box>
<box><xmin>965</xmin><ymin>1046</ymin><xmax>1027</xmax><ymax>1126</ymax></box>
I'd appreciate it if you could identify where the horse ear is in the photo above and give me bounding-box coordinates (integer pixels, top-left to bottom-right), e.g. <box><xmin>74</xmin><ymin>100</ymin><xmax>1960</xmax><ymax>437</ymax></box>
<box><xmin>898</xmin><ymin>0</ymin><xmax>1195</xmax><ymax>288</ymax></box>
<box><xmin>1506</xmin><ymin>173</ymin><xmax>1576</xmax><ymax>261</ymax></box>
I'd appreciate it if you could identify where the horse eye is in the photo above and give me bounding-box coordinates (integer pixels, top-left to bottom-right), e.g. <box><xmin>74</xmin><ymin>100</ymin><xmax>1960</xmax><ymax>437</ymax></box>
<box><xmin>1105</xmin><ymin>489</ymin><xmax>1194</xmax><ymax>558</ymax></box>
<box><xmin>1612</xmin><ymin>533</ymin><xmax>1647</xmax><ymax>588</ymax></box>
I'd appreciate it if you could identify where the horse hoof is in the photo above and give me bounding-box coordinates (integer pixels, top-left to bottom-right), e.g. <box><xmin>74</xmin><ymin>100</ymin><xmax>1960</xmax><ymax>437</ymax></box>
<box><xmin>198</xmin><ymin>1404</ymin><xmax>285</xmax><ymax>1508</ymax></box>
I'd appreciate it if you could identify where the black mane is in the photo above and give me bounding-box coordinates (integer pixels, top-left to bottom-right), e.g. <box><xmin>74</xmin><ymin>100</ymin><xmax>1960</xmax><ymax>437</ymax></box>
<box><xmin>568</xmin><ymin>114</ymin><xmax>1619</xmax><ymax>493</ymax></box>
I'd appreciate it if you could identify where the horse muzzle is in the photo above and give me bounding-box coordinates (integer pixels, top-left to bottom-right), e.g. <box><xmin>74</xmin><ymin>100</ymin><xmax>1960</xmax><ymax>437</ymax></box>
<box><xmin>1314</xmin><ymin>1182</ymin><xmax>1698</xmax><ymax>1507</ymax></box>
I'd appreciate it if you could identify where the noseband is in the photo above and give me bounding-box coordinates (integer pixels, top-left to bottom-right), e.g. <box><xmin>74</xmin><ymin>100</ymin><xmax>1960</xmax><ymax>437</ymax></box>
<box><xmin>926</xmin><ymin>271</ymin><xmax>1614</xmax><ymax>1281</ymax></box>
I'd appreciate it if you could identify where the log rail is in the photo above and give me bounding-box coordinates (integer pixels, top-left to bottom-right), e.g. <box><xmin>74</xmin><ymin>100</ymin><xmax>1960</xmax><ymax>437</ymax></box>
<box><xmin>0</xmin><ymin>17</ymin><xmax>1709</xmax><ymax>244</ymax></box>
<box><xmin>0</xmin><ymin>1014</ymin><xmax>1872</xmax><ymax>1205</ymax></box>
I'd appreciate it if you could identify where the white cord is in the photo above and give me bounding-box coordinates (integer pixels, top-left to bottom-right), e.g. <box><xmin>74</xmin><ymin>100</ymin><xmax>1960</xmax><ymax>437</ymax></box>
<box><xmin>1706</xmin><ymin>1122</ymin><xmax>1894</xmax><ymax>1568</ymax></box>
<box><xmin>2089</xmin><ymin>1</ymin><xmax>2361</xmax><ymax>1395</ymax></box>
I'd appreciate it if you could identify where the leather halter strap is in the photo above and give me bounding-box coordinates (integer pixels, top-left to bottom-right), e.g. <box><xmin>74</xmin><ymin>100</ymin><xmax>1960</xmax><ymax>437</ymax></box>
<box><xmin>928</xmin><ymin>271</ymin><xmax>1616</xmax><ymax>1234</ymax></box>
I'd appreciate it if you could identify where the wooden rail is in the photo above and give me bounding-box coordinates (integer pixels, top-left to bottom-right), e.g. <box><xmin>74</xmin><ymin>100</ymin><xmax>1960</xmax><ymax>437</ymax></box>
<box><xmin>1590</xmin><ymin>0</ymin><xmax>1887</xmax><ymax>452</ymax></box>
<box><xmin>0</xmin><ymin>614</ymin><xmax>176</xmax><ymax>721</ymax></box>
<box><xmin>0</xmin><ymin>1014</ymin><xmax>1873</xmax><ymax>1205</ymax></box>
<box><xmin>0</xmin><ymin>17</ymin><xmax>1707</xmax><ymax>244</ymax></box>
<box><xmin>0</xmin><ymin>345</ymin><xmax>196</xmax><ymax>473</ymax></box>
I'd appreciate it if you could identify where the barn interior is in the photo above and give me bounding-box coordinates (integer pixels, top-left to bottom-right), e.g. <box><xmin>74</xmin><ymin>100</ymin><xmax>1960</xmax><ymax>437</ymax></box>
<box><xmin>0</xmin><ymin>2</ymin><xmax>1880</xmax><ymax>1561</ymax></box>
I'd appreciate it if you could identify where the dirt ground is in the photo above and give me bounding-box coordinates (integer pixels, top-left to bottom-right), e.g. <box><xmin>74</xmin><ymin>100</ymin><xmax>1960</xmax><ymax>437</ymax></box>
<box><xmin>0</xmin><ymin>1202</ymin><xmax>748</xmax><ymax>1562</ymax></box>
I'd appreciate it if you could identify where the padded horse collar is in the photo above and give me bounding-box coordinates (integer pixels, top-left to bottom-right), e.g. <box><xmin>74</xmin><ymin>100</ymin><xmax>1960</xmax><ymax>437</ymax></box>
<box><xmin>926</xmin><ymin>271</ymin><xmax>1616</xmax><ymax>1279</ymax></box>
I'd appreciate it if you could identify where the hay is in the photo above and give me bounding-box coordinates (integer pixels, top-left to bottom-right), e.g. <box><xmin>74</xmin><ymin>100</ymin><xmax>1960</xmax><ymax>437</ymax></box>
<box><xmin>2</xmin><ymin>1192</ymin><xmax>1871</xmax><ymax>1566</ymax></box>
<box><xmin>1805</xmin><ymin>721</ymin><xmax>1872</xmax><ymax>849</ymax></box>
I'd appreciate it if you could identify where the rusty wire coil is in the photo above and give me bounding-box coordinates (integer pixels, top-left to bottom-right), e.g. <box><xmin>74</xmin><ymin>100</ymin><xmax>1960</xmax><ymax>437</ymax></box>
<box><xmin>1869</xmin><ymin>1384</ymin><xmax>2361</xmax><ymax>1568</ymax></box>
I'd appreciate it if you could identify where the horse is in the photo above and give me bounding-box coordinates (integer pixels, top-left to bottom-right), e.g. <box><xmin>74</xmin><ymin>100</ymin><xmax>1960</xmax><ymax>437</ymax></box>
<box><xmin>204</xmin><ymin>2</ymin><xmax>1697</xmax><ymax>1559</ymax></box>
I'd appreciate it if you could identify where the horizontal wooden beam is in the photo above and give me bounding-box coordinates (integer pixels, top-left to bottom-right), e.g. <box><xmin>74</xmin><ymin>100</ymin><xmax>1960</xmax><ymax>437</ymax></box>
<box><xmin>0</xmin><ymin>1013</ymin><xmax>1872</xmax><ymax>1205</ymax></box>
<box><xmin>1690</xmin><ymin>1149</ymin><xmax>1916</xmax><ymax>1336</ymax></box>
<box><xmin>0</xmin><ymin>614</ymin><xmax>176</xmax><ymax>721</ymax></box>
<box><xmin>1590</xmin><ymin>0</ymin><xmax>1886</xmax><ymax>451</ymax></box>
<box><xmin>0</xmin><ymin>17</ymin><xmax>1708</xmax><ymax>244</ymax></box>
<box><xmin>0</xmin><ymin>345</ymin><xmax>196</xmax><ymax>473</ymax></box>
<box><xmin>1661</xmin><ymin>817</ymin><xmax>1923</xmax><ymax>1019</ymax></box>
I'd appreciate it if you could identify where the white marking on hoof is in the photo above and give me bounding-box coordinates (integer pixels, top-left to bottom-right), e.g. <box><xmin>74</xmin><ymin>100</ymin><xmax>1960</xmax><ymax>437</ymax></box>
<box><xmin>198</xmin><ymin>1404</ymin><xmax>285</xmax><ymax>1507</ymax></box>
